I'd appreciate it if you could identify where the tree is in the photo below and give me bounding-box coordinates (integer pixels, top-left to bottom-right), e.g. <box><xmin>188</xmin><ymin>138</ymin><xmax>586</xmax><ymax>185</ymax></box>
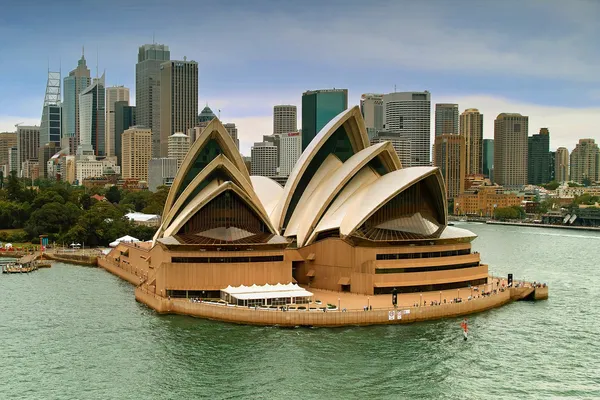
<box><xmin>494</xmin><ymin>206</ymin><xmax>525</xmax><ymax>220</ymax></box>
<box><xmin>0</xmin><ymin>170</ymin><xmax>3</xmax><ymax>189</ymax></box>
<box><xmin>142</xmin><ymin>186</ymin><xmax>169</xmax><ymax>215</ymax></box>
<box><xmin>25</xmin><ymin>202</ymin><xmax>82</xmax><ymax>239</ymax></box>
<box><xmin>543</xmin><ymin>181</ymin><xmax>559</xmax><ymax>191</ymax></box>
<box><xmin>79</xmin><ymin>193</ymin><xmax>92</xmax><ymax>210</ymax></box>
<box><xmin>105</xmin><ymin>185</ymin><xmax>121</xmax><ymax>204</ymax></box>
<box><xmin>5</xmin><ymin>171</ymin><xmax>22</xmax><ymax>202</ymax></box>
<box><xmin>120</xmin><ymin>191</ymin><xmax>152</xmax><ymax>212</ymax></box>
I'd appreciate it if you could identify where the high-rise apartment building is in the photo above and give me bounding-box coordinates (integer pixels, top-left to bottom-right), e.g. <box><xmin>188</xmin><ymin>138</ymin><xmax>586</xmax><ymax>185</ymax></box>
<box><xmin>136</xmin><ymin>43</ymin><xmax>170</xmax><ymax>158</ymax></box>
<box><xmin>114</xmin><ymin>102</ymin><xmax>136</xmax><ymax>167</ymax></box>
<box><xmin>301</xmin><ymin>89</ymin><xmax>348</xmax><ymax>151</ymax></box>
<box><xmin>460</xmin><ymin>108</ymin><xmax>483</xmax><ymax>175</ymax></box>
<box><xmin>105</xmin><ymin>86</ymin><xmax>130</xmax><ymax>158</ymax></box>
<box><xmin>159</xmin><ymin>59</ymin><xmax>198</xmax><ymax>157</ymax></box>
<box><xmin>370</xmin><ymin>130</ymin><xmax>410</xmax><ymax>167</ymax></box>
<box><xmin>251</xmin><ymin>141</ymin><xmax>278</xmax><ymax>177</ymax></box>
<box><xmin>493</xmin><ymin>113</ymin><xmax>528</xmax><ymax>187</ymax></box>
<box><xmin>63</xmin><ymin>51</ymin><xmax>91</xmax><ymax>154</ymax></box>
<box><xmin>167</xmin><ymin>132</ymin><xmax>190</xmax><ymax>169</ymax></box>
<box><xmin>555</xmin><ymin>147</ymin><xmax>569</xmax><ymax>183</ymax></box>
<box><xmin>273</xmin><ymin>105</ymin><xmax>297</xmax><ymax>136</ymax></box>
<box><xmin>279</xmin><ymin>132</ymin><xmax>302</xmax><ymax>176</ymax></box>
<box><xmin>78</xmin><ymin>73</ymin><xmax>106</xmax><ymax>156</ymax></box>
<box><xmin>360</xmin><ymin>94</ymin><xmax>384</xmax><ymax>140</ymax></box>
<box><xmin>435</xmin><ymin>103</ymin><xmax>459</xmax><ymax>136</ymax></box>
<box><xmin>16</xmin><ymin>125</ymin><xmax>40</xmax><ymax>176</ymax></box>
<box><xmin>549</xmin><ymin>151</ymin><xmax>556</xmax><ymax>182</ymax></box>
<box><xmin>383</xmin><ymin>91</ymin><xmax>431</xmax><ymax>167</ymax></box>
<box><xmin>122</xmin><ymin>127</ymin><xmax>152</xmax><ymax>181</ymax></box>
<box><xmin>148</xmin><ymin>158</ymin><xmax>177</xmax><ymax>192</ymax></box>
<box><xmin>434</xmin><ymin>134</ymin><xmax>466</xmax><ymax>200</ymax></box>
<box><xmin>483</xmin><ymin>139</ymin><xmax>494</xmax><ymax>181</ymax></box>
<box><xmin>527</xmin><ymin>128</ymin><xmax>550</xmax><ymax>185</ymax></box>
<box><xmin>570</xmin><ymin>139</ymin><xmax>600</xmax><ymax>184</ymax></box>
<box><xmin>0</xmin><ymin>132</ymin><xmax>17</xmax><ymax>172</ymax></box>
<box><xmin>224</xmin><ymin>123</ymin><xmax>239</xmax><ymax>150</ymax></box>
<box><xmin>8</xmin><ymin>147</ymin><xmax>18</xmax><ymax>174</ymax></box>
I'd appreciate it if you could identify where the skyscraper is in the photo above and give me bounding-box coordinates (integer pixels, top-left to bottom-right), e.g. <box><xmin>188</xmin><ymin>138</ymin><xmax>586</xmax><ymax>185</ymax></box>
<box><xmin>555</xmin><ymin>147</ymin><xmax>569</xmax><ymax>183</ymax></box>
<box><xmin>360</xmin><ymin>94</ymin><xmax>384</xmax><ymax>140</ymax></box>
<box><xmin>251</xmin><ymin>141</ymin><xmax>278</xmax><ymax>177</ymax></box>
<box><xmin>460</xmin><ymin>108</ymin><xmax>483</xmax><ymax>175</ymax></box>
<box><xmin>482</xmin><ymin>139</ymin><xmax>494</xmax><ymax>181</ymax></box>
<box><xmin>370</xmin><ymin>130</ymin><xmax>410</xmax><ymax>166</ymax></box>
<box><xmin>301</xmin><ymin>89</ymin><xmax>348</xmax><ymax>151</ymax></box>
<box><xmin>279</xmin><ymin>132</ymin><xmax>302</xmax><ymax>176</ymax></box>
<box><xmin>39</xmin><ymin>70</ymin><xmax>62</xmax><ymax>178</ymax></box>
<box><xmin>105</xmin><ymin>86</ymin><xmax>130</xmax><ymax>158</ymax></box>
<box><xmin>122</xmin><ymin>127</ymin><xmax>152</xmax><ymax>181</ymax></box>
<box><xmin>159</xmin><ymin>59</ymin><xmax>198</xmax><ymax>157</ymax></box>
<box><xmin>570</xmin><ymin>139</ymin><xmax>600</xmax><ymax>184</ymax></box>
<box><xmin>16</xmin><ymin>126</ymin><xmax>40</xmax><ymax>176</ymax></box>
<box><xmin>383</xmin><ymin>91</ymin><xmax>431</xmax><ymax>167</ymax></box>
<box><xmin>78</xmin><ymin>73</ymin><xmax>105</xmax><ymax>156</ymax></box>
<box><xmin>434</xmin><ymin>134</ymin><xmax>466</xmax><ymax>200</ymax></box>
<box><xmin>494</xmin><ymin>113</ymin><xmax>528</xmax><ymax>187</ymax></box>
<box><xmin>0</xmin><ymin>132</ymin><xmax>17</xmax><ymax>173</ymax></box>
<box><xmin>527</xmin><ymin>128</ymin><xmax>550</xmax><ymax>185</ymax></box>
<box><xmin>148</xmin><ymin>158</ymin><xmax>177</xmax><ymax>192</ymax></box>
<box><xmin>136</xmin><ymin>43</ymin><xmax>170</xmax><ymax>158</ymax></box>
<box><xmin>167</xmin><ymin>132</ymin><xmax>190</xmax><ymax>169</ymax></box>
<box><xmin>273</xmin><ymin>105</ymin><xmax>297</xmax><ymax>136</ymax></box>
<box><xmin>224</xmin><ymin>123</ymin><xmax>239</xmax><ymax>150</ymax></box>
<box><xmin>63</xmin><ymin>51</ymin><xmax>91</xmax><ymax>154</ymax></box>
<box><xmin>114</xmin><ymin>102</ymin><xmax>136</xmax><ymax>167</ymax></box>
<box><xmin>435</xmin><ymin>103</ymin><xmax>459</xmax><ymax>136</ymax></box>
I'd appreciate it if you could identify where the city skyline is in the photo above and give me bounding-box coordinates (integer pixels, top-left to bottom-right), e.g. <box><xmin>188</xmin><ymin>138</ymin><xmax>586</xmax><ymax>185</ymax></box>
<box><xmin>1</xmin><ymin>0</ymin><xmax>599</xmax><ymax>155</ymax></box>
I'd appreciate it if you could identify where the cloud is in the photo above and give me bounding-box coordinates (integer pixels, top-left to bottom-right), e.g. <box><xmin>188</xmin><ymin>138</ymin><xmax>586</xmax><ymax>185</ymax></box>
<box><xmin>0</xmin><ymin>116</ymin><xmax>40</xmax><ymax>133</ymax></box>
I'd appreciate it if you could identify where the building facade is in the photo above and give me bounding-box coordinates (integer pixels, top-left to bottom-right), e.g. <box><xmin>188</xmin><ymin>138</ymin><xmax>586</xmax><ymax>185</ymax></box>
<box><xmin>360</xmin><ymin>94</ymin><xmax>384</xmax><ymax>140</ymax></box>
<box><xmin>493</xmin><ymin>113</ymin><xmax>528</xmax><ymax>187</ymax></box>
<box><xmin>78</xmin><ymin>73</ymin><xmax>106</xmax><ymax>156</ymax></box>
<box><xmin>16</xmin><ymin>125</ymin><xmax>40</xmax><ymax>176</ymax></box>
<box><xmin>570</xmin><ymin>139</ymin><xmax>600</xmax><ymax>184</ymax></box>
<box><xmin>114</xmin><ymin>102</ymin><xmax>136</xmax><ymax>167</ymax></box>
<box><xmin>301</xmin><ymin>89</ymin><xmax>348</xmax><ymax>151</ymax></box>
<box><xmin>63</xmin><ymin>52</ymin><xmax>91</xmax><ymax>154</ymax></box>
<box><xmin>454</xmin><ymin>185</ymin><xmax>524</xmax><ymax>217</ymax></box>
<box><xmin>434</xmin><ymin>134</ymin><xmax>466</xmax><ymax>200</ymax></box>
<box><xmin>527</xmin><ymin>128</ymin><xmax>550</xmax><ymax>185</ymax></box>
<box><xmin>0</xmin><ymin>132</ymin><xmax>17</xmax><ymax>173</ymax></box>
<box><xmin>279</xmin><ymin>132</ymin><xmax>302</xmax><ymax>177</ymax></box>
<box><xmin>369</xmin><ymin>130</ymin><xmax>410</xmax><ymax>167</ymax></box>
<box><xmin>223</xmin><ymin>123</ymin><xmax>239</xmax><ymax>150</ymax></box>
<box><xmin>122</xmin><ymin>127</ymin><xmax>152</xmax><ymax>181</ymax></box>
<box><xmin>159</xmin><ymin>59</ymin><xmax>198</xmax><ymax>157</ymax></box>
<box><xmin>273</xmin><ymin>105</ymin><xmax>297</xmax><ymax>136</ymax></box>
<box><xmin>435</xmin><ymin>103</ymin><xmax>459</xmax><ymax>136</ymax></box>
<box><xmin>383</xmin><ymin>91</ymin><xmax>431</xmax><ymax>167</ymax></box>
<box><xmin>148</xmin><ymin>158</ymin><xmax>178</xmax><ymax>192</ymax></box>
<box><xmin>460</xmin><ymin>108</ymin><xmax>483</xmax><ymax>176</ymax></box>
<box><xmin>482</xmin><ymin>139</ymin><xmax>494</xmax><ymax>181</ymax></box>
<box><xmin>167</xmin><ymin>132</ymin><xmax>190</xmax><ymax>169</ymax></box>
<box><xmin>105</xmin><ymin>86</ymin><xmax>130</xmax><ymax>158</ymax></box>
<box><xmin>76</xmin><ymin>157</ymin><xmax>120</xmax><ymax>184</ymax></box>
<box><xmin>555</xmin><ymin>147</ymin><xmax>569</xmax><ymax>183</ymax></box>
<box><xmin>136</xmin><ymin>43</ymin><xmax>170</xmax><ymax>158</ymax></box>
<box><xmin>251</xmin><ymin>141</ymin><xmax>278</xmax><ymax>177</ymax></box>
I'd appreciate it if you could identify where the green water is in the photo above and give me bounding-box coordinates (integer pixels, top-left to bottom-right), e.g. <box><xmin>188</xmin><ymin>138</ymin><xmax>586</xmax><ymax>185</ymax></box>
<box><xmin>1</xmin><ymin>223</ymin><xmax>599</xmax><ymax>399</ymax></box>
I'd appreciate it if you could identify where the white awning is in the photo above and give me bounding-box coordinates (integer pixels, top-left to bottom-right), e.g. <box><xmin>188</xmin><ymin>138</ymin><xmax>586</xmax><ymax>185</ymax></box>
<box><xmin>231</xmin><ymin>289</ymin><xmax>314</xmax><ymax>301</ymax></box>
<box><xmin>221</xmin><ymin>283</ymin><xmax>313</xmax><ymax>300</ymax></box>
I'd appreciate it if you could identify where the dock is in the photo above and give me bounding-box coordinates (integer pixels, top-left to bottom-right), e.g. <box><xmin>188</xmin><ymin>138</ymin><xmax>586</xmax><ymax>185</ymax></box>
<box><xmin>1</xmin><ymin>252</ymin><xmax>52</xmax><ymax>274</ymax></box>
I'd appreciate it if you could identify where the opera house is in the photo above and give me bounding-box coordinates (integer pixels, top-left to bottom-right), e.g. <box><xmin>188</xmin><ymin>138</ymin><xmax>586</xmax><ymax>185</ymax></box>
<box><xmin>100</xmin><ymin>105</ymin><xmax>540</xmax><ymax>325</ymax></box>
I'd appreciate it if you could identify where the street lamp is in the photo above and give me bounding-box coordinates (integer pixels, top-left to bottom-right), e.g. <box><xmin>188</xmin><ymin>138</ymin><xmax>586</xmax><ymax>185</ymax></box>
<box><xmin>338</xmin><ymin>297</ymin><xmax>341</xmax><ymax>311</ymax></box>
<box><xmin>420</xmin><ymin>293</ymin><xmax>423</xmax><ymax>307</ymax></box>
<box><xmin>368</xmin><ymin>296</ymin><xmax>370</xmax><ymax>309</ymax></box>
<box><xmin>439</xmin><ymin>291</ymin><xmax>442</xmax><ymax>304</ymax></box>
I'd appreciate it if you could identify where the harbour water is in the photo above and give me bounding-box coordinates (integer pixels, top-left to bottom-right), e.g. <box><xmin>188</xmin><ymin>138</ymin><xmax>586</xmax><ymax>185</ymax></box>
<box><xmin>1</xmin><ymin>223</ymin><xmax>599</xmax><ymax>399</ymax></box>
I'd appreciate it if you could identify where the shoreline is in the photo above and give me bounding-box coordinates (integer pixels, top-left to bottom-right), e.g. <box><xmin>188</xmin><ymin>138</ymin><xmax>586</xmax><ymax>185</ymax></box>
<box><xmin>484</xmin><ymin>220</ymin><xmax>600</xmax><ymax>232</ymax></box>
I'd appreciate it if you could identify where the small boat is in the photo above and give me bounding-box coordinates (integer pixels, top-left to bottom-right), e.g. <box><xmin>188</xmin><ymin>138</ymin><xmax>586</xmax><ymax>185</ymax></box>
<box><xmin>461</xmin><ymin>318</ymin><xmax>468</xmax><ymax>341</ymax></box>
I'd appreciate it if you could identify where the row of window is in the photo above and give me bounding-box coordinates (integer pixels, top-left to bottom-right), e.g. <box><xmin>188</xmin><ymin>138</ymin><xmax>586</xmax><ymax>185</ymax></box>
<box><xmin>375</xmin><ymin>262</ymin><xmax>480</xmax><ymax>274</ymax></box>
<box><xmin>171</xmin><ymin>255</ymin><xmax>284</xmax><ymax>264</ymax></box>
<box><xmin>376</xmin><ymin>249</ymin><xmax>470</xmax><ymax>260</ymax></box>
<box><xmin>374</xmin><ymin>277</ymin><xmax>488</xmax><ymax>294</ymax></box>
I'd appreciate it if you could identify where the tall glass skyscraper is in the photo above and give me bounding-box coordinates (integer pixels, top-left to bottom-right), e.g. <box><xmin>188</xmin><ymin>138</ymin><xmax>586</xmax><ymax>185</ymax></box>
<box><xmin>78</xmin><ymin>73</ymin><xmax>105</xmax><ymax>156</ymax></box>
<box><xmin>63</xmin><ymin>51</ymin><xmax>91</xmax><ymax>154</ymax></box>
<box><xmin>301</xmin><ymin>89</ymin><xmax>348</xmax><ymax>151</ymax></box>
<box><xmin>527</xmin><ymin>128</ymin><xmax>550</xmax><ymax>185</ymax></box>
<box><xmin>136</xmin><ymin>43</ymin><xmax>170</xmax><ymax>158</ymax></box>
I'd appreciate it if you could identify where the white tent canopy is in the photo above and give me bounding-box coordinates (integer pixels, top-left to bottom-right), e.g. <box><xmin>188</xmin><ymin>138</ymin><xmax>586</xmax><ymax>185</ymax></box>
<box><xmin>109</xmin><ymin>235</ymin><xmax>140</xmax><ymax>248</ymax></box>
<box><xmin>220</xmin><ymin>283</ymin><xmax>313</xmax><ymax>305</ymax></box>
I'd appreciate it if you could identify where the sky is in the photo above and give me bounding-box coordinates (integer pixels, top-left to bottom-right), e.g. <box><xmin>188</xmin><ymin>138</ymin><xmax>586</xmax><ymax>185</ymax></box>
<box><xmin>1</xmin><ymin>0</ymin><xmax>599</xmax><ymax>155</ymax></box>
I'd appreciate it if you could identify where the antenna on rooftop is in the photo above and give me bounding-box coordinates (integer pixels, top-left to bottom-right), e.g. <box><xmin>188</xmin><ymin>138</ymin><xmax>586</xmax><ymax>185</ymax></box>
<box><xmin>394</xmin><ymin>84</ymin><xmax>397</xmax><ymax>92</ymax></box>
<box><xmin>96</xmin><ymin>47</ymin><xmax>99</xmax><ymax>78</ymax></box>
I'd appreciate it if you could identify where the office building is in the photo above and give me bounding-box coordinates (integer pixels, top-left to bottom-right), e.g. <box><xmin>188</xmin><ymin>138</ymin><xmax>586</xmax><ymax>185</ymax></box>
<box><xmin>493</xmin><ymin>113</ymin><xmax>528</xmax><ymax>187</ymax></box>
<box><xmin>251</xmin><ymin>141</ymin><xmax>278</xmax><ymax>177</ymax></box>
<box><xmin>148</xmin><ymin>158</ymin><xmax>177</xmax><ymax>192</ymax></box>
<box><xmin>22</xmin><ymin>160</ymin><xmax>39</xmax><ymax>180</ymax></box>
<box><xmin>39</xmin><ymin>142</ymin><xmax>58</xmax><ymax>180</ymax></box>
<box><xmin>279</xmin><ymin>132</ymin><xmax>301</xmax><ymax>176</ymax></box>
<box><xmin>0</xmin><ymin>132</ymin><xmax>17</xmax><ymax>172</ymax></box>
<box><xmin>198</xmin><ymin>105</ymin><xmax>216</xmax><ymax>125</ymax></box>
<box><xmin>167</xmin><ymin>132</ymin><xmax>190</xmax><ymax>169</ymax></box>
<box><xmin>273</xmin><ymin>105</ymin><xmax>297</xmax><ymax>137</ymax></box>
<box><xmin>78</xmin><ymin>73</ymin><xmax>106</xmax><ymax>156</ymax></box>
<box><xmin>136</xmin><ymin>43</ymin><xmax>170</xmax><ymax>158</ymax></box>
<box><xmin>114</xmin><ymin>102</ymin><xmax>136</xmax><ymax>166</ymax></box>
<box><xmin>435</xmin><ymin>103</ymin><xmax>459</xmax><ymax>136</ymax></box>
<box><xmin>76</xmin><ymin>157</ymin><xmax>119</xmax><ymax>184</ymax></box>
<box><xmin>549</xmin><ymin>151</ymin><xmax>556</xmax><ymax>182</ymax></box>
<box><xmin>483</xmin><ymin>139</ymin><xmax>494</xmax><ymax>181</ymax></box>
<box><xmin>8</xmin><ymin>147</ymin><xmax>18</xmax><ymax>174</ymax></box>
<box><xmin>527</xmin><ymin>128</ymin><xmax>550</xmax><ymax>185</ymax></box>
<box><xmin>122</xmin><ymin>127</ymin><xmax>152</xmax><ymax>181</ymax></box>
<box><xmin>383</xmin><ymin>91</ymin><xmax>431</xmax><ymax>166</ymax></box>
<box><xmin>460</xmin><ymin>108</ymin><xmax>483</xmax><ymax>175</ymax></box>
<box><xmin>63</xmin><ymin>51</ymin><xmax>91</xmax><ymax>154</ymax></box>
<box><xmin>360</xmin><ymin>94</ymin><xmax>384</xmax><ymax>140</ymax></box>
<box><xmin>555</xmin><ymin>147</ymin><xmax>569</xmax><ymax>183</ymax></box>
<box><xmin>434</xmin><ymin>134</ymin><xmax>466</xmax><ymax>200</ymax></box>
<box><xmin>301</xmin><ymin>89</ymin><xmax>348</xmax><ymax>151</ymax></box>
<box><xmin>16</xmin><ymin>125</ymin><xmax>40</xmax><ymax>176</ymax></box>
<box><xmin>570</xmin><ymin>139</ymin><xmax>600</xmax><ymax>184</ymax></box>
<box><xmin>159</xmin><ymin>59</ymin><xmax>198</xmax><ymax>157</ymax></box>
<box><xmin>105</xmin><ymin>86</ymin><xmax>130</xmax><ymax>158</ymax></box>
<box><xmin>224</xmin><ymin>123</ymin><xmax>239</xmax><ymax>150</ymax></box>
<box><xmin>369</xmin><ymin>130</ymin><xmax>410</xmax><ymax>166</ymax></box>
<box><xmin>38</xmin><ymin>70</ymin><xmax>63</xmax><ymax>178</ymax></box>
